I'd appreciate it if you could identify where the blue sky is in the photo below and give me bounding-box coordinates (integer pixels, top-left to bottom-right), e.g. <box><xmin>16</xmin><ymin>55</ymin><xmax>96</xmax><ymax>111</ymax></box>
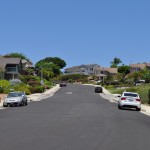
<box><xmin>0</xmin><ymin>0</ymin><xmax>150</xmax><ymax>68</ymax></box>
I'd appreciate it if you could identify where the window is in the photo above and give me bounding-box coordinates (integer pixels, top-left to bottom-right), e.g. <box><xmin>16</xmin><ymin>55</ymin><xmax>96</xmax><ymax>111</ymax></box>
<box><xmin>124</xmin><ymin>93</ymin><xmax>138</xmax><ymax>97</ymax></box>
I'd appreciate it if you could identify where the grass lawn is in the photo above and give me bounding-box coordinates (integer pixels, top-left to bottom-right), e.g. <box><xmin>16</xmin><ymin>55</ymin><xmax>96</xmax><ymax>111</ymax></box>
<box><xmin>105</xmin><ymin>84</ymin><xmax>150</xmax><ymax>104</ymax></box>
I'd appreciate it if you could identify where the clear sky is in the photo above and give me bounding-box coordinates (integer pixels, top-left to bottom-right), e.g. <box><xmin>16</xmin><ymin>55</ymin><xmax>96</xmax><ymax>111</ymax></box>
<box><xmin>0</xmin><ymin>0</ymin><xmax>150</xmax><ymax>68</ymax></box>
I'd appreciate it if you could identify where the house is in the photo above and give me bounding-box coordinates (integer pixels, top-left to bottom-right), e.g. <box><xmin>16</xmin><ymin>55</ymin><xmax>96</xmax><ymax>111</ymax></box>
<box><xmin>130</xmin><ymin>63</ymin><xmax>146</xmax><ymax>73</ymax></box>
<box><xmin>129</xmin><ymin>63</ymin><xmax>150</xmax><ymax>73</ymax></box>
<box><xmin>64</xmin><ymin>66</ymin><xmax>83</xmax><ymax>75</ymax></box>
<box><xmin>0</xmin><ymin>57</ymin><xmax>34</xmax><ymax>80</ymax></box>
<box><xmin>94</xmin><ymin>67</ymin><xmax>118</xmax><ymax>81</ymax></box>
<box><xmin>0</xmin><ymin>58</ymin><xmax>22</xmax><ymax>80</ymax></box>
<box><xmin>21</xmin><ymin>59</ymin><xmax>34</xmax><ymax>70</ymax></box>
<box><xmin>64</xmin><ymin>64</ymin><xmax>100</xmax><ymax>75</ymax></box>
<box><xmin>82</xmin><ymin>64</ymin><xmax>100</xmax><ymax>75</ymax></box>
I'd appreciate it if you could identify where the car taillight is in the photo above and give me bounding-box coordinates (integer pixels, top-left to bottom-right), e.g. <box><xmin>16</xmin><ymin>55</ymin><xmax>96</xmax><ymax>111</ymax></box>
<box><xmin>136</xmin><ymin>99</ymin><xmax>141</xmax><ymax>102</ymax></box>
<box><xmin>121</xmin><ymin>97</ymin><xmax>126</xmax><ymax>100</ymax></box>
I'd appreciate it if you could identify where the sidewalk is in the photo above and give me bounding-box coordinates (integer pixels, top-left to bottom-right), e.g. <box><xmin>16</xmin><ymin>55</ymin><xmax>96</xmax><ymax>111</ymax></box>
<box><xmin>27</xmin><ymin>84</ymin><xmax>60</xmax><ymax>102</ymax></box>
<box><xmin>0</xmin><ymin>84</ymin><xmax>60</xmax><ymax>107</ymax></box>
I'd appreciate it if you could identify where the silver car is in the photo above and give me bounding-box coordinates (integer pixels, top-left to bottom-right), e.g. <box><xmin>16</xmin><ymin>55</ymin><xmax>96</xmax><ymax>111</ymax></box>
<box><xmin>3</xmin><ymin>91</ymin><xmax>28</xmax><ymax>107</ymax></box>
<box><xmin>118</xmin><ymin>92</ymin><xmax>141</xmax><ymax>111</ymax></box>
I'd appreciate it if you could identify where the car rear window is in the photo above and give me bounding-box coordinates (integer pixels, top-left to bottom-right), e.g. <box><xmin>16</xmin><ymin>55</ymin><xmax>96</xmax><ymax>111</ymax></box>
<box><xmin>124</xmin><ymin>93</ymin><xmax>138</xmax><ymax>97</ymax></box>
<box><xmin>96</xmin><ymin>87</ymin><xmax>102</xmax><ymax>89</ymax></box>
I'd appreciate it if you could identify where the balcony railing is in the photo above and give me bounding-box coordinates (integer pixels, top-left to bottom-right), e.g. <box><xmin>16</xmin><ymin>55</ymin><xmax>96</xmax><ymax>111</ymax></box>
<box><xmin>5</xmin><ymin>67</ymin><xmax>19</xmax><ymax>73</ymax></box>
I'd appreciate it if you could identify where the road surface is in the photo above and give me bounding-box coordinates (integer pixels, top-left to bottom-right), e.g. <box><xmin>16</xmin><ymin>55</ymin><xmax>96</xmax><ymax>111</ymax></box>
<box><xmin>0</xmin><ymin>84</ymin><xmax>150</xmax><ymax>150</ymax></box>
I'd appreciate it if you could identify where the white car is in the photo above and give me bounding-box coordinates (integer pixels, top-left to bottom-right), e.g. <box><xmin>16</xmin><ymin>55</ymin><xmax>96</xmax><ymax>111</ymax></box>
<box><xmin>118</xmin><ymin>92</ymin><xmax>141</xmax><ymax>111</ymax></box>
<box><xmin>3</xmin><ymin>91</ymin><xmax>28</xmax><ymax>107</ymax></box>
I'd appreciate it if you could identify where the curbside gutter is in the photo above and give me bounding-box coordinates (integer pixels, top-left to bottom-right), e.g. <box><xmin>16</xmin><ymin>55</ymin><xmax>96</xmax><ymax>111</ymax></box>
<box><xmin>27</xmin><ymin>84</ymin><xmax>60</xmax><ymax>102</ymax></box>
<box><xmin>0</xmin><ymin>84</ymin><xmax>60</xmax><ymax>107</ymax></box>
<box><xmin>102</xmin><ymin>87</ymin><xmax>150</xmax><ymax>116</ymax></box>
<box><xmin>84</xmin><ymin>84</ymin><xmax>150</xmax><ymax>116</ymax></box>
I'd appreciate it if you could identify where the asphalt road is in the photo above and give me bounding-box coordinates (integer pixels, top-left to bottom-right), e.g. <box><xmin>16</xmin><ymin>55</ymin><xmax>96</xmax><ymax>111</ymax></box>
<box><xmin>0</xmin><ymin>84</ymin><xmax>150</xmax><ymax>150</ymax></box>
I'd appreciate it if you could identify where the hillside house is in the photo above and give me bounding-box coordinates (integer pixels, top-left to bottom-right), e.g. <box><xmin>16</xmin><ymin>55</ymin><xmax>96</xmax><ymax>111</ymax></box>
<box><xmin>94</xmin><ymin>67</ymin><xmax>118</xmax><ymax>81</ymax></box>
<box><xmin>0</xmin><ymin>57</ymin><xmax>34</xmax><ymax>80</ymax></box>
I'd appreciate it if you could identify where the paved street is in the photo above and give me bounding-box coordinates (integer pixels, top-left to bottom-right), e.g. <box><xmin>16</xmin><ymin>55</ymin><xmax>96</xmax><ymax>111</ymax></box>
<box><xmin>0</xmin><ymin>84</ymin><xmax>150</xmax><ymax>150</ymax></box>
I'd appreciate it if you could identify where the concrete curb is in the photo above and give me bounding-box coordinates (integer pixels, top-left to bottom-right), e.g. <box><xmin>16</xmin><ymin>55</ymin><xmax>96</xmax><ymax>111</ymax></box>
<box><xmin>27</xmin><ymin>84</ymin><xmax>60</xmax><ymax>102</ymax></box>
<box><xmin>101</xmin><ymin>92</ymin><xmax>150</xmax><ymax>115</ymax></box>
<box><xmin>0</xmin><ymin>84</ymin><xmax>60</xmax><ymax>107</ymax></box>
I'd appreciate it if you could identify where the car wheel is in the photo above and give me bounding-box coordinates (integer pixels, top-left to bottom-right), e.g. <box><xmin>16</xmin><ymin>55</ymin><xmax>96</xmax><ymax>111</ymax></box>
<box><xmin>118</xmin><ymin>105</ymin><xmax>122</xmax><ymax>110</ymax></box>
<box><xmin>20</xmin><ymin>101</ymin><xmax>24</xmax><ymax>106</ymax></box>
<box><xmin>25</xmin><ymin>100</ymin><xmax>28</xmax><ymax>106</ymax></box>
<box><xmin>136</xmin><ymin>107</ymin><xmax>141</xmax><ymax>111</ymax></box>
<box><xmin>3</xmin><ymin>103</ymin><xmax>8</xmax><ymax>107</ymax></box>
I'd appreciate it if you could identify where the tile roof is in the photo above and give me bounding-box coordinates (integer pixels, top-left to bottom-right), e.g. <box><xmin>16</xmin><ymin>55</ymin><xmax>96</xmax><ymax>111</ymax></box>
<box><xmin>95</xmin><ymin>67</ymin><xmax>118</xmax><ymax>74</ymax></box>
<box><xmin>104</xmin><ymin>68</ymin><xmax>118</xmax><ymax>74</ymax></box>
<box><xmin>0</xmin><ymin>58</ymin><xmax>21</xmax><ymax>68</ymax></box>
<box><xmin>130</xmin><ymin>63</ymin><xmax>146</xmax><ymax>69</ymax></box>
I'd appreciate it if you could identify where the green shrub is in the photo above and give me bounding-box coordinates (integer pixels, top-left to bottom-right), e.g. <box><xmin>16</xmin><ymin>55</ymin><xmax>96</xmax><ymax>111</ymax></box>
<box><xmin>104</xmin><ymin>85</ymin><xmax>115</xmax><ymax>90</ymax></box>
<box><xmin>0</xmin><ymin>86</ymin><xmax>4</xmax><ymax>93</ymax></box>
<box><xmin>0</xmin><ymin>80</ymin><xmax>11</xmax><ymax>93</ymax></box>
<box><xmin>29</xmin><ymin>86</ymin><xmax>44</xmax><ymax>94</ymax></box>
<box><xmin>20</xmin><ymin>75</ymin><xmax>40</xmax><ymax>84</ymax></box>
<box><xmin>43</xmin><ymin>79</ymin><xmax>52</xmax><ymax>86</ymax></box>
<box><xmin>13</xmin><ymin>83</ymin><xmax>31</xmax><ymax>95</ymax></box>
<box><xmin>27</xmin><ymin>80</ymin><xmax>41</xmax><ymax>86</ymax></box>
<box><xmin>0</xmin><ymin>80</ymin><xmax>10</xmax><ymax>88</ymax></box>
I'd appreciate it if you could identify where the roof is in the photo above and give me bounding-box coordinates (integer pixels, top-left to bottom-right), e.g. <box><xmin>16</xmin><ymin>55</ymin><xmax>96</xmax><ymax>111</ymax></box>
<box><xmin>65</xmin><ymin>66</ymin><xmax>81</xmax><ymax>73</ymax></box>
<box><xmin>0</xmin><ymin>58</ymin><xmax>21</xmax><ymax>69</ymax></box>
<box><xmin>104</xmin><ymin>68</ymin><xmax>118</xmax><ymax>74</ymax></box>
<box><xmin>129</xmin><ymin>63</ymin><xmax>146</xmax><ymax>69</ymax></box>
<box><xmin>146</xmin><ymin>63</ymin><xmax>150</xmax><ymax>67</ymax></box>
<box><xmin>80</xmin><ymin>64</ymin><xmax>100</xmax><ymax>68</ymax></box>
<box><xmin>95</xmin><ymin>67</ymin><xmax>118</xmax><ymax>74</ymax></box>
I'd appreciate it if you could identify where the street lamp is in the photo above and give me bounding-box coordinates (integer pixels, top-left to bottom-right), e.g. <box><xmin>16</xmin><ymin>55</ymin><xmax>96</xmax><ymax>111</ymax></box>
<box><xmin>40</xmin><ymin>67</ymin><xmax>44</xmax><ymax>85</ymax></box>
<box><xmin>103</xmin><ymin>67</ymin><xmax>104</xmax><ymax>84</ymax></box>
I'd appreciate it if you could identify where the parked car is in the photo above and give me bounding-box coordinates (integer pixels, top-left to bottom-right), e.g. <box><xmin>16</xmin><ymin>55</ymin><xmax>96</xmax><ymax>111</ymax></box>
<box><xmin>3</xmin><ymin>91</ymin><xmax>28</xmax><ymax>107</ymax></box>
<box><xmin>118</xmin><ymin>92</ymin><xmax>141</xmax><ymax>111</ymax></box>
<box><xmin>134</xmin><ymin>80</ymin><xmax>145</xmax><ymax>86</ymax></box>
<box><xmin>59</xmin><ymin>82</ymin><xmax>67</xmax><ymax>87</ymax></box>
<box><xmin>95</xmin><ymin>86</ymin><xmax>103</xmax><ymax>93</ymax></box>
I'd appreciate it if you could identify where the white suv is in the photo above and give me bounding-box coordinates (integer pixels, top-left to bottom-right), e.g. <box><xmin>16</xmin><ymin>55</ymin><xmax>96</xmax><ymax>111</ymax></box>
<box><xmin>118</xmin><ymin>92</ymin><xmax>141</xmax><ymax>111</ymax></box>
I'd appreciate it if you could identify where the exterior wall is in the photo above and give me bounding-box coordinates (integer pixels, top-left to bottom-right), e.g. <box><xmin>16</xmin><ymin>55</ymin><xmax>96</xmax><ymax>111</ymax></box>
<box><xmin>65</xmin><ymin>64</ymin><xmax>100</xmax><ymax>75</ymax></box>
<box><xmin>130</xmin><ymin>67</ymin><xmax>141</xmax><ymax>73</ymax></box>
<box><xmin>5</xmin><ymin>64</ymin><xmax>22</xmax><ymax>80</ymax></box>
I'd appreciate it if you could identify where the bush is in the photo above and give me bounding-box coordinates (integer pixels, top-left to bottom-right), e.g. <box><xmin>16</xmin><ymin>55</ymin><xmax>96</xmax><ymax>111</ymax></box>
<box><xmin>20</xmin><ymin>75</ymin><xmax>40</xmax><ymax>84</ymax></box>
<box><xmin>0</xmin><ymin>86</ymin><xmax>4</xmax><ymax>93</ymax></box>
<box><xmin>29</xmin><ymin>86</ymin><xmax>44</xmax><ymax>94</ymax></box>
<box><xmin>13</xmin><ymin>83</ymin><xmax>31</xmax><ymax>95</ymax></box>
<box><xmin>0</xmin><ymin>80</ymin><xmax>10</xmax><ymax>88</ymax></box>
<box><xmin>0</xmin><ymin>80</ymin><xmax>11</xmax><ymax>93</ymax></box>
<box><xmin>27</xmin><ymin>80</ymin><xmax>41</xmax><ymax>86</ymax></box>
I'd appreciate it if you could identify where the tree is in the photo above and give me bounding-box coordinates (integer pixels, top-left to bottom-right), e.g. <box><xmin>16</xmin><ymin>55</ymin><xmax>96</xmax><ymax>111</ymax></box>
<box><xmin>110</xmin><ymin>57</ymin><xmax>122</xmax><ymax>68</ymax></box>
<box><xmin>127</xmin><ymin>71</ymin><xmax>143</xmax><ymax>82</ymax></box>
<box><xmin>44</xmin><ymin>57</ymin><xmax>66</xmax><ymax>69</ymax></box>
<box><xmin>118</xmin><ymin>65</ymin><xmax>130</xmax><ymax>75</ymax></box>
<box><xmin>35</xmin><ymin>59</ymin><xmax>61</xmax><ymax>78</ymax></box>
<box><xmin>143</xmin><ymin>70</ymin><xmax>150</xmax><ymax>83</ymax></box>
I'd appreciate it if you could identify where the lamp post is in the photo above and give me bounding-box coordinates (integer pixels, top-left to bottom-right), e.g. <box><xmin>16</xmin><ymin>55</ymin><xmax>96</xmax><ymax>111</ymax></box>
<box><xmin>40</xmin><ymin>67</ymin><xmax>44</xmax><ymax>85</ymax></box>
<box><xmin>40</xmin><ymin>67</ymin><xmax>45</xmax><ymax>93</ymax></box>
<box><xmin>103</xmin><ymin>67</ymin><xmax>104</xmax><ymax>84</ymax></box>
